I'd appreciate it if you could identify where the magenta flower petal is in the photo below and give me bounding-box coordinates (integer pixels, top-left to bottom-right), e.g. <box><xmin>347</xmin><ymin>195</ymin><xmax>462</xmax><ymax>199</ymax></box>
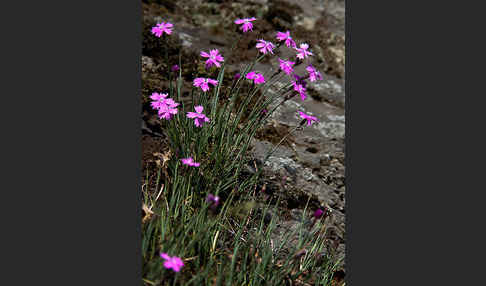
<box><xmin>160</xmin><ymin>253</ymin><xmax>171</xmax><ymax>260</ymax></box>
<box><xmin>207</xmin><ymin>78</ymin><xmax>219</xmax><ymax>86</ymax></box>
<box><xmin>194</xmin><ymin>105</ymin><xmax>204</xmax><ymax>113</ymax></box>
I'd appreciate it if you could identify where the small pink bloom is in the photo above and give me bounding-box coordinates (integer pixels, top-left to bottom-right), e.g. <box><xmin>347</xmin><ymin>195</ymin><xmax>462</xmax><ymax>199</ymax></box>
<box><xmin>171</xmin><ymin>65</ymin><xmax>179</xmax><ymax>72</ymax></box>
<box><xmin>293</xmin><ymin>81</ymin><xmax>307</xmax><ymax>101</ymax></box>
<box><xmin>181</xmin><ymin>157</ymin><xmax>201</xmax><ymax>167</ymax></box>
<box><xmin>234</xmin><ymin>17</ymin><xmax>256</xmax><ymax>33</ymax></box>
<box><xmin>193</xmin><ymin>77</ymin><xmax>219</xmax><ymax>92</ymax></box>
<box><xmin>306</xmin><ymin>65</ymin><xmax>323</xmax><ymax>82</ymax></box>
<box><xmin>298</xmin><ymin>111</ymin><xmax>318</xmax><ymax>126</ymax></box>
<box><xmin>150</xmin><ymin>92</ymin><xmax>168</xmax><ymax>110</ymax></box>
<box><xmin>187</xmin><ymin>105</ymin><xmax>210</xmax><ymax>127</ymax></box>
<box><xmin>295</xmin><ymin>43</ymin><xmax>313</xmax><ymax>60</ymax></box>
<box><xmin>246</xmin><ymin>71</ymin><xmax>265</xmax><ymax>84</ymax></box>
<box><xmin>256</xmin><ymin>39</ymin><xmax>275</xmax><ymax>55</ymax></box>
<box><xmin>314</xmin><ymin>209</ymin><xmax>325</xmax><ymax>219</ymax></box>
<box><xmin>151</xmin><ymin>22</ymin><xmax>173</xmax><ymax>37</ymax></box>
<box><xmin>278</xmin><ymin>58</ymin><xmax>295</xmax><ymax>75</ymax></box>
<box><xmin>200</xmin><ymin>49</ymin><xmax>224</xmax><ymax>68</ymax></box>
<box><xmin>276</xmin><ymin>31</ymin><xmax>296</xmax><ymax>48</ymax></box>
<box><xmin>160</xmin><ymin>253</ymin><xmax>184</xmax><ymax>272</ymax></box>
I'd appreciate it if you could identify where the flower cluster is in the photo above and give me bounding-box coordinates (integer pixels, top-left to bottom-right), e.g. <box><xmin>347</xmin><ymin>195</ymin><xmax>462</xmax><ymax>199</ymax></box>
<box><xmin>150</xmin><ymin>92</ymin><xmax>179</xmax><ymax>120</ymax></box>
<box><xmin>146</xmin><ymin>16</ymin><xmax>333</xmax><ymax>274</ymax></box>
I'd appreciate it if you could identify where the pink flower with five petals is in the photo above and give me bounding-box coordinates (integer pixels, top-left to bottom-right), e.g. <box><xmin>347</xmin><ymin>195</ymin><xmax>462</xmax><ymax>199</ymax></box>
<box><xmin>256</xmin><ymin>39</ymin><xmax>275</xmax><ymax>55</ymax></box>
<box><xmin>151</xmin><ymin>22</ymin><xmax>173</xmax><ymax>37</ymax></box>
<box><xmin>200</xmin><ymin>49</ymin><xmax>224</xmax><ymax>68</ymax></box>
<box><xmin>193</xmin><ymin>78</ymin><xmax>219</xmax><ymax>92</ymax></box>
<box><xmin>234</xmin><ymin>17</ymin><xmax>256</xmax><ymax>33</ymax></box>
<box><xmin>187</xmin><ymin>105</ymin><xmax>210</xmax><ymax>127</ymax></box>
<box><xmin>295</xmin><ymin>43</ymin><xmax>313</xmax><ymax>60</ymax></box>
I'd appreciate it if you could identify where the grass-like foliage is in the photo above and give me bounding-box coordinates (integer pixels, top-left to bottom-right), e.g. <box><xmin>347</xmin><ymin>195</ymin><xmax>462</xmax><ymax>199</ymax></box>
<box><xmin>142</xmin><ymin>19</ymin><xmax>341</xmax><ymax>285</ymax></box>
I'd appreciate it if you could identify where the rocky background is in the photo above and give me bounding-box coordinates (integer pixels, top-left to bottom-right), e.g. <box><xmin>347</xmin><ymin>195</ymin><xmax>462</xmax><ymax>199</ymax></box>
<box><xmin>141</xmin><ymin>0</ymin><xmax>345</xmax><ymax>278</ymax></box>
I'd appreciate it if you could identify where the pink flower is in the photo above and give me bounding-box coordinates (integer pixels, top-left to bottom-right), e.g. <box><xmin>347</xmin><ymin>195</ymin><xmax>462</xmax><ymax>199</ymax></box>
<box><xmin>234</xmin><ymin>17</ymin><xmax>256</xmax><ymax>33</ymax></box>
<box><xmin>150</xmin><ymin>92</ymin><xmax>168</xmax><ymax>110</ymax></box>
<box><xmin>150</xmin><ymin>93</ymin><xmax>179</xmax><ymax>120</ymax></box>
<box><xmin>246</xmin><ymin>71</ymin><xmax>265</xmax><ymax>84</ymax></box>
<box><xmin>200</xmin><ymin>49</ymin><xmax>224</xmax><ymax>68</ymax></box>
<box><xmin>158</xmin><ymin>99</ymin><xmax>179</xmax><ymax>120</ymax></box>
<box><xmin>151</xmin><ymin>22</ymin><xmax>173</xmax><ymax>37</ymax></box>
<box><xmin>193</xmin><ymin>77</ymin><xmax>219</xmax><ymax>92</ymax></box>
<box><xmin>171</xmin><ymin>65</ymin><xmax>179</xmax><ymax>72</ymax></box>
<box><xmin>298</xmin><ymin>111</ymin><xmax>318</xmax><ymax>126</ymax></box>
<box><xmin>293</xmin><ymin>81</ymin><xmax>307</xmax><ymax>101</ymax></box>
<box><xmin>181</xmin><ymin>157</ymin><xmax>200</xmax><ymax>167</ymax></box>
<box><xmin>306</xmin><ymin>65</ymin><xmax>323</xmax><ymax>82</ymax></box>
<box><xmin>256</xmin><ymin>39</ymin><xmax>275</xmax><ymax>54</ymax></box>
<box><xmin>278</xmin><ymin>58</ymin><xmax>295</xmax><ymax>75</ymax></box>
<box><xmin>313</xmin><ymin>208</ymin><xmax>325</xmax><ymax>219</ymax></box>
<box><xmin>276</xmin><ymin>31</ymin><xmax>296</xmax><ymax>48</ymax></box>
<box><xmin>295</xmin><ymin>43</ymin><xmax>313</xmax><ymax>59</ymax></box>
<box><xmin>187</xmin><ymin>105</ymin><xmax>210</xmax><ymax>127</ymax></box>
<box><xmin>160</xmin><ymin>253</ymin><xmax>184</xmax><ymax>272</ymax></box>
